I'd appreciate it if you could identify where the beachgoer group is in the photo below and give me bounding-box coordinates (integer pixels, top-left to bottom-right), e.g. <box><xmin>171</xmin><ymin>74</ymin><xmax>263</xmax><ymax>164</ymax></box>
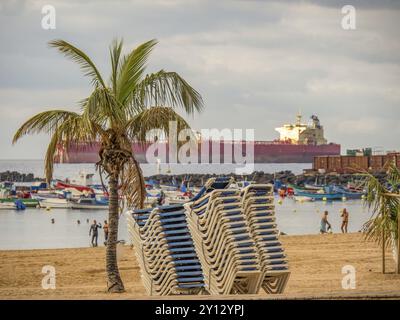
<box><xmin>88</xmin><ymin>219</ymin><xmax>109</xmax><ymax>247</ymax></box>
<box><xmin>319</xmin><ymin>208</ymin><xmax>350</xmax><ymax>234</ymax></box>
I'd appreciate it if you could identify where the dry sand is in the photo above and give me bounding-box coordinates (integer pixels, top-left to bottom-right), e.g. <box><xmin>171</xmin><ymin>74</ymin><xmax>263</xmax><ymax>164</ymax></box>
<box><xmin>0</xmin><ymin>233</ymin><xmax>399</xmax><ymax>299</ymax></box>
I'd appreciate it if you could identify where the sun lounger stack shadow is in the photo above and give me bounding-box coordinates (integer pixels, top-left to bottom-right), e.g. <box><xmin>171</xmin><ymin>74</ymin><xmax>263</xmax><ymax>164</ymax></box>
<box><xmin>127</xmin><ymin>204</ymin><xmax>205</xmax><ymax>295</ymax></box>
<box><xmin>240</xmin><ymin>184</ymin><xmax>290</xmax><ymax>294</ymax></box>
<box><xmin>184</xmin><ymin>177</ymin><xmax>263</xmax><ymax>295</ymax></box>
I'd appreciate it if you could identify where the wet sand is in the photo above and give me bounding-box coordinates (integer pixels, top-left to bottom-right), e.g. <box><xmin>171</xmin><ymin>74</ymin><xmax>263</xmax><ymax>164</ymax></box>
<box><xmin>0</xmin><ymin>233</ymin><xmax>399</xmax><ymax>299</ymax></box>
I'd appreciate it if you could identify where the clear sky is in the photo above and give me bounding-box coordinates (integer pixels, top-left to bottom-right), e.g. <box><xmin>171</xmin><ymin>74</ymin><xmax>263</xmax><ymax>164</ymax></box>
<box><xmin>1</xmin><ymin>0</ymin><xmax>399</xmax><ymax>159</ymax></box>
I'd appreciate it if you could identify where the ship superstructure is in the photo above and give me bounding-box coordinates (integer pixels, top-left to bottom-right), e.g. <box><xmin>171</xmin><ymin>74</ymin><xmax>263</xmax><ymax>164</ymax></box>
<box><xmin>275</xmin><ymin>114</ymin><xmax>327</xmax><ymax>145</ymax></box>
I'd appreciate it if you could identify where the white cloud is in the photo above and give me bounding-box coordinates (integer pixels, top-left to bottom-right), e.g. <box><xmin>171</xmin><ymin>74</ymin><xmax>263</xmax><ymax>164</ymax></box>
<box><xmin>0</xmin><ymin>0</ymin><xmax>399</xmax><ymax>158</ymax></box>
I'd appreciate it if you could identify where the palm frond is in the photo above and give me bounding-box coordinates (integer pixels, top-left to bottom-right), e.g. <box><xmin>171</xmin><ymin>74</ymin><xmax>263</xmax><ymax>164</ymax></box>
<box><xmin>119</xmin><ymin>156</ymin><xmax>146</xmax><ymax>209</ymax></box>
<box><xmin>109</xmin><ymin>38</ymin><xmax>123</xmax><ymax>96</ymax></box>
<box><xmin>80</xmin><ymin>87</ymin><xmax>125</xmax><ymax>128</ymax></box>
<box><xmin>132</xmin><ymin>70</ymin><xmax>204</xmax><ymax>115</ymax></box>
<box><xmin>116</xmin><ymin>39</ymin><xmax>158</xmax><ymax>106</ymax></box>
<box><xmin>125</xmin><ymin>106</ymin><xmax>192</xmax><ymax>143</ymax></box>
<box><xmin>43</xmin><ymin>115</ymin><xmax>101</xmax><ymax>183</ymax></box>
<box><xmin>12</xmin><ymin>110</ymin><xmax>80</xmax><ymax>144</ymax></box>
<box><xmin>362</xmin><ymin>163</ymin><xmax>400</xmax><ymax>247</ymax></box>
<box><xmin>49</xmin><ymin>39</ymin><xmax>106</xmax><ymax>89</ymax></box>
<box><xmin>44</xmin><ymin>131</ymin><xmax>60</xmax><ymax>183</ymax></box>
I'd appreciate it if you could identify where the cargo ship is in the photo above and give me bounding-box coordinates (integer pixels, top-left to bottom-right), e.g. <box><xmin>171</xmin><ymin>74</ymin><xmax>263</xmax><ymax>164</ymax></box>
<box><xmin>54</xmin><ymin>114</ymin><xmax>340</xmax><ymax>164</ymax></box>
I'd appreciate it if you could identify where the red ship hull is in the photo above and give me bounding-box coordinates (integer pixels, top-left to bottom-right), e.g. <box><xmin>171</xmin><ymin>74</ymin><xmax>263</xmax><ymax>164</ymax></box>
<box><xmin>55</xmin><ymin>141</ymin><xmax>340</xmax><ymax>164</ymax></box>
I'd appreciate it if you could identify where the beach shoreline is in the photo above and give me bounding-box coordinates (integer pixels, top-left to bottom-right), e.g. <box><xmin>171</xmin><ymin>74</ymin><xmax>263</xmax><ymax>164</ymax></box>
<box><xmin>1</xmin><ymin>233</ymin><xmax>399</xmax><ymax>300</ymax></box>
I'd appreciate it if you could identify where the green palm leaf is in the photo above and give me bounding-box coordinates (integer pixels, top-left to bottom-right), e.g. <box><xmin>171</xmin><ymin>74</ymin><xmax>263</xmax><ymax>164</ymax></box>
<box><xmin>133</xmin><ymin>70</ymin><xmax>204</xmax><ymax>115</ymax></box>
<box><xmin>49</xmin><ymin>39</ymin><xmax>106</xmax><ymax>89</ymax></box>
<box><xmin>12</xmin><ymin>110</ymin><xmax>80</xmax><ymax>144</ymax></box>
<box><xmin>116</xmin><ymin>39</ymin><xmax>158</xmax><ymax>106</ymax></box>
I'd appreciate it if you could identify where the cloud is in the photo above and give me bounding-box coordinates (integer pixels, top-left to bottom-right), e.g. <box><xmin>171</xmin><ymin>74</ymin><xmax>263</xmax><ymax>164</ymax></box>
<box><xmin>0</xmin><ymin>0</ymin><xmax>399</xmax><ymax>159</ymax></box>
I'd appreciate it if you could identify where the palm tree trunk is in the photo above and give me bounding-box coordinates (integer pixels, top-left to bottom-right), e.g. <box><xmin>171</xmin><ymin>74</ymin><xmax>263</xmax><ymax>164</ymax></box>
<box><xmin>382</xmin><ymin>230</ymin><xmax>385</xmax><ymax>274</ymax></box>
<box><xmin>106</xmin><ymin>173</ymin><xmax>125</xmax><ymax>292</ymax></box>
<box><xmin>397</xmin><ymin>212</ymin><xmax>400</xmax><ymax>274</ymax></box>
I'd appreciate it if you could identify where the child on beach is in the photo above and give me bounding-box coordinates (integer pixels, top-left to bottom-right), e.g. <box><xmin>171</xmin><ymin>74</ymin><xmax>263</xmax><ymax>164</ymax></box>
<box><xmin>340</xmin><ymin>208</ymin><xmax>349</xmax><ymax>233</ymax></box>
<box><xmin>103</xmin><ymin>220</ymin><xmax>109</xmax><ymax>245</ymax></box>
<box><xmin>320</xmin><ymin>211</ymin><xmax>332</xmax><ymax>234</ymax></box>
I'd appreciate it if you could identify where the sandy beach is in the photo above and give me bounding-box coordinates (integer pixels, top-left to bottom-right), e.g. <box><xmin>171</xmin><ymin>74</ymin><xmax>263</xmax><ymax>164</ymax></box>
<box><xmin>0</xmin><ymin>233</ymin><xmax>399</xmax><ymax>299</ymax></box>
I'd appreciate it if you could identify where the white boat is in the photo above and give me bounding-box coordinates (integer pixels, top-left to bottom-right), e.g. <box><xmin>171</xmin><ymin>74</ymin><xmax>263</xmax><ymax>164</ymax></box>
<box><xmin>229</xmin><ymin>180</ymin><xmax>255</xmax><ymax>190</ymax></box>
<box><xmin>166</xmin><ymin>195</ymin><xmax>191</xmax><ymax>205</ymax></box>
<box><xmin>39</xmin><ymin>198</ymin><xmax>72</xmax><ymax>209</ymax></box>
<box><xmin>32</xmin><ymin>190</ymin><xmax>66</xmax><ymax>200</ymax></box>
<box><xmin>146</xmin><ymin>188</ymin><xmax>161</xmax><ymax>197</ymax></box>
<box><xmin>304</xmin><ymin>183</ymin><xmax>324</xmax><ymax>191</ymax></box>
<box><xmin>160</xmin><ymin>185</ymin><xmax>178</xmax><ymax>192</ymax></box>
<box><xmin>144</xmin><ymin>196</ymin><xmax>159</xmax><ymax>207</ymax></box>
<box><xmin>69</xmin><ymin>171</ymin><xmax>95</xmax><ymax>186</ymax></box>
<box><xmin>294</xmin><ymin>196</ymin><xmax>315</xmax><ymax>202</ymax></box>
<box><xmin>71</xmin><ymin>198</ymin><xmax>108</xmax><ymax>210</ymax></box>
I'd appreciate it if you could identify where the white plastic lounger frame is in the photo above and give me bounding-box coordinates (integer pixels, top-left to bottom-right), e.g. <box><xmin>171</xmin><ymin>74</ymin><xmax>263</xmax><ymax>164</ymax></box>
<box><xmin>240</xmin><ymin>184</ymin><xmax>290</xmax><ymax>294</ymax></box>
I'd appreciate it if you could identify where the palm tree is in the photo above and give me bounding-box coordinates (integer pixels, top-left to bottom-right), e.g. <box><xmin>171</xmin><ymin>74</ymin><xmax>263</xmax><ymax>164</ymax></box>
<box><xmin>12</xmin><ymin>39</ymin><xmax>203</xmax><ymax>292</ymax></box>
<box><xmin>363</xmin><ymin>161</ymin><xmax>400</xmax><ymax>273</ymax></box>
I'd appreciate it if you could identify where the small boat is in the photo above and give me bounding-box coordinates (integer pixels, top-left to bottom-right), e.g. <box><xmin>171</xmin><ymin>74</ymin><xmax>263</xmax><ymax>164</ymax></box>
<box><xmin>159</xmin><ymin>185</ymin><xmax>179</xmax><ymax>192</ymax></box>
<box><xmin>294</xmin><ymin>196</ymin><xmax>315</xmax><ymax>202</ymax></box>
<box><xmin>304</xmin><ymin>183</ymin><xmax>325</xmax><ymax>191</ymax></box>
<box><xmin>146</xmin><ymin>188</ymin><xmax>161</xmax><ymax>197</ymax></box>
<box><xmin>55</xmin><ymin>181</ymin><xmax>93</xmax><ymax>193</ymax></box>
<box><xmin>71</xmin><ymin>198</ymin><xmax>108</xmax><ymax>210</ymax></box>
<box><xmin>332</xmin><ymin>186</ymin><xmax>364</xmax><ymax>199</ymax></box>
<box><xmin>167</xmin><ymin>195</ymin><xmax>191</xmax><ymax>205</ymax></box>
<box><xmin>38</xmin><ymin>198</ymin><xmax>72</xmax><ymax>209</ymax></box>
<box><xmin>293</xmin><ymin>187</ymin><xmax>343</xmax><ymax>201</ymax></box>
<box><xmin>0</xmin><ymin>198</ymin><xmax>39</xmax><ymax>207</ymax></box>
<box><xmin>229</xmin><ymin>180</ymin><xmax>255</xmax><ymax>190</ymax></box>
<box><xmin>144</xmin><ymin>196</ymin><xmax>158</xmax><ymax>207</ymax></box>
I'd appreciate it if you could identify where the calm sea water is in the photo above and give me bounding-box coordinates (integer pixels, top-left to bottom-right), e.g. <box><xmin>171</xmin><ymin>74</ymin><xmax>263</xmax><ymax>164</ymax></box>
<box><xmin>0</xmin><ymin>198</ymin><xmax>372</xmax><ymax>250</ymax></box>
<box><xmin>0</xmin><ymin>160</ymin><xmax>373</xmax><ymax>250</ymax></box>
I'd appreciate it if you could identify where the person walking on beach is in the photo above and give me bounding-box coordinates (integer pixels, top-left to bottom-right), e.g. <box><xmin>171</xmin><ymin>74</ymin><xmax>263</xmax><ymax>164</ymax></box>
<box><xmin>103</xmin><ymin>220</ymin><xmax>109</xmax><ymax>245</ymax></box>
<box><xmin>89</xmin><ymin>220</ymin><xmax>102</xmax><ymax>247</ymax></box>
<box><xmin>157</xmin><ymin>190</ymin><xmax>166</xmax><ymax>206</ymax></box>
<box><xmin>341</xmin><ymin>208</ymin><xmax>349</xmax><ymax>233</ymax></box>
<box><xmin>320</xmin><ymin>211</ymin><xmax>332</xmax><ymax>234</ymax></box>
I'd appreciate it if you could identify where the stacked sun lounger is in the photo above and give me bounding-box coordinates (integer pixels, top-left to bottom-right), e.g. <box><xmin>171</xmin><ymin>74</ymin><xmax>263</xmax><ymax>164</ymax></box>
<box><xmin>128</xmin><ymin>177</ymin><xmax>290</xmax><ymax>296</ymax></box>
<box><xmin>184</xmin><ymin>177</ymin><xmax>263</xmax><ymax>295</ymax></box>
<box><xmin>240</xmin><ymin>184</ymin><xmax>290</xmax><ymax>294</ymax></box>
<box><xmin>127</xmin><ymin>204</ymin><xmax>205</xmax><ymax>295</ymax></box>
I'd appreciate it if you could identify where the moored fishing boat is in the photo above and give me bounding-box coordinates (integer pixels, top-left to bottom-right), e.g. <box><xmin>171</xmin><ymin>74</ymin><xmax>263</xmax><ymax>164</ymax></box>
<box><xmin>303</xmin><ymin>183</ymin><xmax>325</xmax><ymax>191</ymax></box>
<box><xmin>55</xmin><ymin>181</ymin><xmax>93</xmax><ymax>194</ymax></box>
<box><xmin>38</xmin><ymin>198</ymin><xmax>72</xmax><ymax>209</ymax></box>
<box><xmin>332</xmin><ymin>185</ymin><xmax>364</xmax><ymax>199</ymax></box>
<box><xmin>294</xmin><ymin>196</ymin><xmax>315</xmax><ymax>202</ymax></box>
<box><xmin>0</xmin><ymin>198</ymin><xmax>39</xmax><ymax>207</ymax></box>
<box><xmin>292</xmin><ymin>186</ymin><xmax>343</xmax><ymax>200</ymax></box>
<box><xmin>71</xmin><ymin>198</ymin><xmax>108</xmax><ymax>210</ymax></box>
<box><xmin>166</xmin><ymin>195</ymin><xmax>191</xmax><ymax>205</ymax></box>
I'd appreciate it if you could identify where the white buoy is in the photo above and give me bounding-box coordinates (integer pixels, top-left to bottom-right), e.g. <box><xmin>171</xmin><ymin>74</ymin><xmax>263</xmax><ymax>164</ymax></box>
<box><xmin>322</xmin><ymin>197</ymin><xmax>327</xmax><ymax>201</ymax></box>
<box><xmin>342</xmin><ymin>196</ymin><xmax>347</xmax><ymax>201</ymax></box>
